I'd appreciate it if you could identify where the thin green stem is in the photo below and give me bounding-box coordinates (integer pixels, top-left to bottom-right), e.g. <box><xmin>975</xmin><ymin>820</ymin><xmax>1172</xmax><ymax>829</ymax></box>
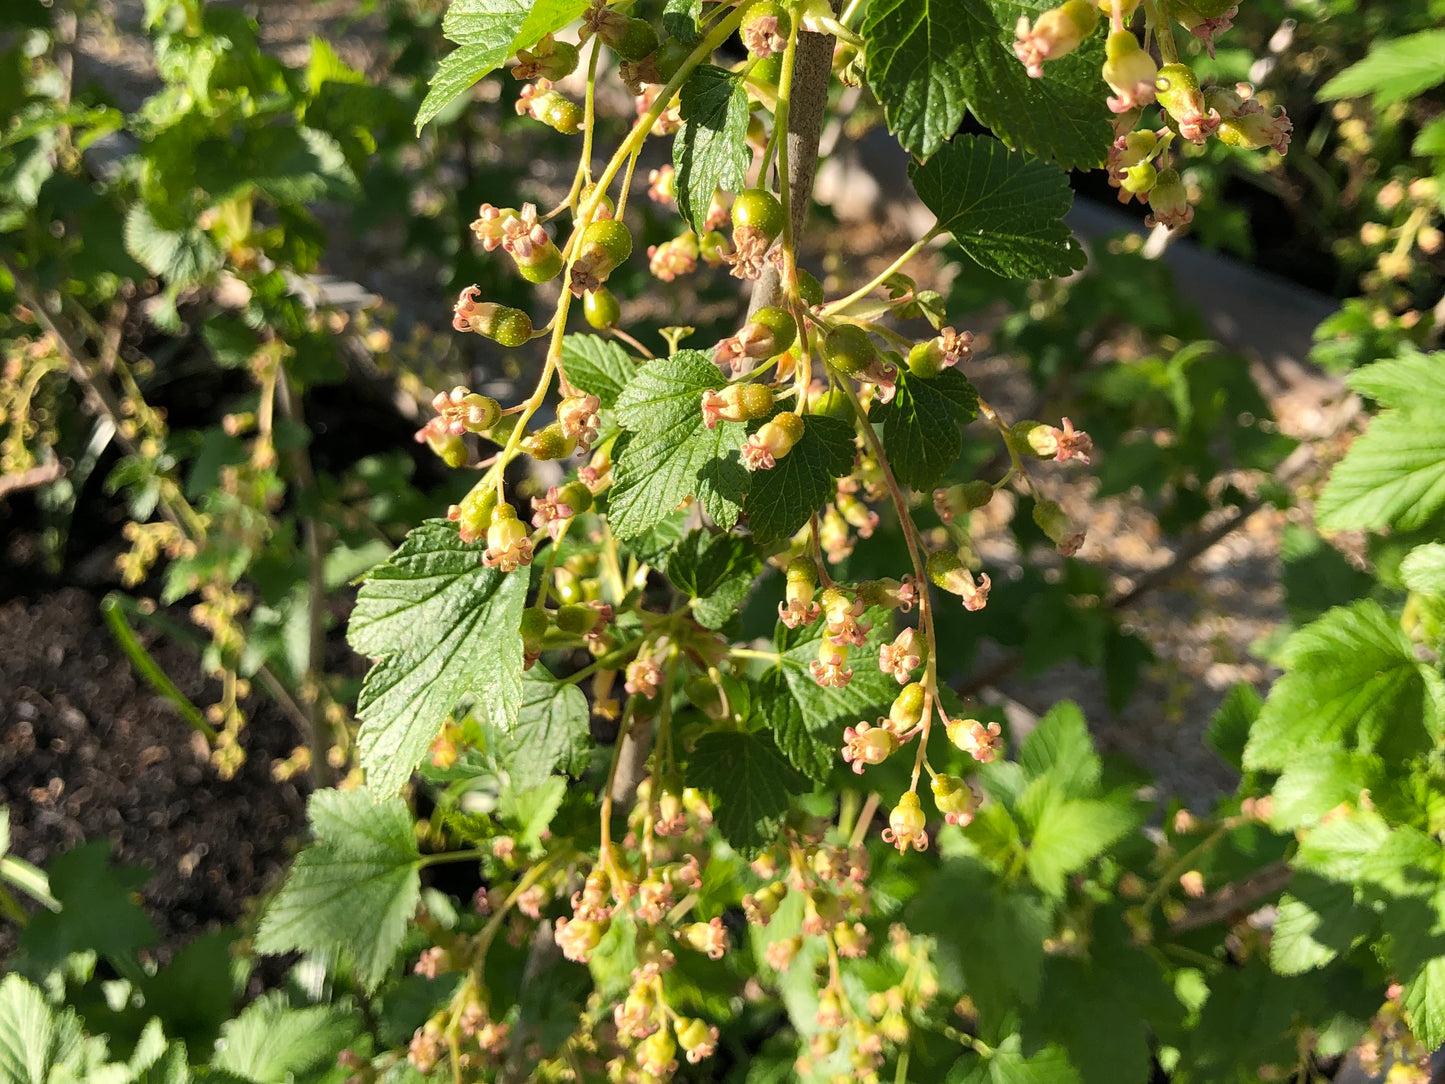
<box><xmin>100</xmin><ymin>594</ymin><xmax>216</xmax><ymax>740</ymax></box>
<box><xmin>821</xmin><ymin>230</ymin><xmax>938</xmax><ymax>316</ymax></box>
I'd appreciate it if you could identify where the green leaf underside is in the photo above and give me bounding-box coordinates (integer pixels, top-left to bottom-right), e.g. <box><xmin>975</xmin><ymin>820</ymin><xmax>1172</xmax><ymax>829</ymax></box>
<box><xmin>560</xmin><ymin>334</ymin><xmax>639</xmax><ymax>410</ymax></box>
<box><xmin>666</xmin><ymin>530</ymin><xmax>762</xmax><ymax>629</ymax></box>
<box><xmin>489</xmin><ymin>666</ymin><xmax>592</xmax><ymax>788</ymax></box>
<box><xmin>254</xmin><ymin>788</ymin><xmax>421</xmax><ymax>993</ymax></box>
<box><xmin>609</xmin><ymin>350</ymin><xmax>748</xmax><ymax>537</ymax></box>
<box><xmin>416</xmin><ymin>0</ymin><xmax>589</xmax><ymax>130</ymax></box>
<box><xmin>773</xmin><ymin>609</ymin><xmax>900</xmax><ymax>780</ymax></box>
<box><xmin>686</xmin><ymin>729</ymin><xmax>808</xmax><ymax>854</ymax></box>
<box><xmin>1244</xmin><ymin>601</ymin><xmax>1445</xmax><ymax>771</ymax></box>
<box><xmin>1319</xmin><ymin>30</ymin><xmax>1445</xmax><ymax>107</ymax></box>
<box><xmin>864</xmin><ymin>0</ymin><xmax>1110</xmax><ymax>167</ymax></box>
<box><xmin>674</xmin><ymin>65</ymin><xmax>751</xmax><ymax>233</ymax></box>
<box><xmin>348</xmin><ymin>520</ymin><xmax>528</xmax><ymax>794</ymax></box>
<box><xmin>870</xmin><ymin>368</ymin><xmax>979</xmax><ymax>490</ymax></box>
<box><xmin>911</xmin><ymin>133</ymin><xmax>1085</xmax><ymax>280</ymax></box>
<box><xmin>744</xmin><ymin>414</ymin><xmax>855</xmax><ymax>546</ymax></box>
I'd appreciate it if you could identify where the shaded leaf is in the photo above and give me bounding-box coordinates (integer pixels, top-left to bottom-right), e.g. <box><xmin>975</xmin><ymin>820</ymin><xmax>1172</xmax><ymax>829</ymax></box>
<box><xmin>674</xmin><ymin>66</ymin><xmax>750</xmax><ymax>233</ymax></box>
<box><xmin>910</xmin><ymin>134</ymin><xmax>1084</xmax><ymax>279</ymax></box>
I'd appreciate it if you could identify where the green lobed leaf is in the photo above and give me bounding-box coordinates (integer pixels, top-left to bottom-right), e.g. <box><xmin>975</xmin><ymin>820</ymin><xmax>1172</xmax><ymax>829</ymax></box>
<box><xmin>947</xmin><ymin>1036</ymin><xmax>1082</xmax><ymax>1084</ymax></box>
<box><xmin>416</xmin><ymin>0</ymin><xmax>589</xmax><ymax>130</ymax></box>
<box><xmin>773</xmin><ymin>609</ymin><xmax>901</xmax><ymax>781</ymax></box>
<box><xmin>1024</xmin><ymin>910</ymin><xmax>1175</xmax><ymax>1084</ymax></box>
<box><xmin>864</xmin><ymin>0</ymin><xmax>1110</xmax><ymax>167</ymax></box>
<box><xmin>609</xmin><ymin>351</ymin><xmax>749</xmax><ymax>537</ymax></box>
<box><xmin>1403</xmin><ymin>958</ymin><xmax>1445</xmax><ymax>1050</ymax></box>
<box><xmin>685</xmin><ymin>728</ymin><xmax>809</xmax><ymax>854</ymax></box>
<box><xmin>1018</xmin><ymin>701</ymin><xmax>1099</xmax><ymax>798</ymax></box>
<box><xmin>17</xmin><ymin>842</ymin><xmax>155</xmax><ymax>979</ymax></box>
<box><xmin>665</xmin><ymin>529</ymin><xmax>762</xmax><ymax>630</ymax></box>
<box><xmin>212</xmin><ymin>992</ymin><xmax>359</xmax><ymax>1083</ymax></box>
<box><xmin>1347</xmin><ymin>350</ymin><xmax>1445</xmax><ymax>410</ymax></box>
<box><xmin>1268</xmin><ymin>749</ymin><xmax>1383</xmax><ymax>832</ymax></box>
<box><xmin>661</xmin><ymin>0</ymin><xmax>703</xmax><ymax>43</ymax></box>
<box><xmin>1205</xmin><ymin>682</ymin><xmax>1261</xmax><ymax>772</ymax></box>
<box><xmin>0</xmin><ymin>975</ymin><xmax>57</xmax><ymax>1084</ymax></box>
<box><xmin>254</xmin><ymin>788</ymin><xmax>421</xmax><ymax>993</ymax></box>
<box><xmin>758</xmin><ymin>670</ymin><xmax>832</xmax><ymax>783</ymax></box>
<box><xmin>487</xmin><ymin>666</ymin><xmax>592</xmax><ymax>788</ymax></box>
<box><xmin>1319</xmin><ymin>30</ymin><xmax>1445</xmax><ymax>107</ymax></box>
<box><xmin>910</xmin><ymin>134</ymin><xmax>1085</xmax><ymax>280</ymax></box>
<box><xmin>1402</xmin><ymin>543</ymin><xmax>1445</xmax><ymax>596</ymax></box>
<box><xmin>743</xmin><ymin>414</ymin><xmax>855</xmax><ymax>546</ymax></box>
<box><xmin>1022</xmin><ymin>788</ymin><xmax>1138</xmax><ymax>896</ymax></box>
<box><xmin>1316</xmin><ymin>407</ymin><xmax>1445</xmax><ymax>532</ymax></box>
<box><xmin>869</xmin><ymin>366</ymin><xmax>980</xmax><ymax>490</ymax></box>
<box><xmin>908</xmin><ymin>857</ymin><xmax>1050</xmax><ymax>1031</ymax></box>
<box><xmin>673</xmin><ymin>65</ymin><xmax>751</xmax><ymax>233</ymax></box>
<box><xmin>1270</xmin><ymin>876</ymin><xmax>1374</xmax><ymax>976</ymax></box>
<box><xmin>348</xmin><ymin>520</ymin><xmax>528</xmax><ymax>794</ymax></box>
<box><xmin>1243</xmin><ymin>601</ymin><xmax>1445</xmax><ymax>771</ymax></box>
<box><xmin>1294</xmin><ymin>811</ymin><xmax>1393</xmax><ymax>883</ymax></box>
<box><xmin>560</xmin><ymin>334</ymin><xmax>638</xmax><ymax>410</ymax></box>
<box><xmin>123</xmin><ymin>204</ymin><xmax>223</xmax><ymax>289</ymax></box>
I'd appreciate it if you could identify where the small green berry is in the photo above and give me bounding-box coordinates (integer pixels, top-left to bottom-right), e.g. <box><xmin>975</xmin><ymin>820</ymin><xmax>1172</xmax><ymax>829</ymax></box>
<box><xmin>583</xmin><ymin>287</ymin><xmax>621</xmax><ymax>329</ymax></box>
<box><xmin>821</xmin><ymin>324</ymin><xmax>877</xmax><ymax>376</ymax></box>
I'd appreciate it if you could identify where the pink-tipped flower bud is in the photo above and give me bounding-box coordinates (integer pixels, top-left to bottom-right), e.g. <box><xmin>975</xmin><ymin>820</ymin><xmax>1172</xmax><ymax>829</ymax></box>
<box><xmin>448</xmin><ymin>483</ymin><xmax>498</xmax><ymax>543</ymax></box>
<box><xmin>1103</xmin><ymin>29</ymin><xmax>1158</xmax><ymax>113</ymax></box>
<box><xmin>882</xmin><ymin>791</ymin><xmax>928</xmax><ymax>852</ymax></box>
<box><xmin>558</xmin><ymin>393</ymin><xmax>601</xmax><ymax>451</ymax></box>
<box><xmin>1144</xmin><ymin>167</ymin><xmax>1194</xmax><ymax>230</ymax></box>
<box><xmin>926</xmin><ymin>550</ymin><xmax>991</xmax><ymax>611</ymax></box>
<box><xmin>1032</xmin><ymin>499</ymin><xmax>1086</xmax><ymax>555</ymax></box>
<box><xmin>842</xmin><ymin>720</ymin><xmax>900</xmax><ymax>774</ymax></box>
<box><xmin>554</xmin><ymin>915</ymin><xmax>607</xmax><ymax>962</ymax></box>
<box><xmin>1024</xmin><ymin>417</ymin><xmax>1093</xmax><ymax>463</ymax></box>
<box><xmin>778</xmin><ymin>555</ymin><xmax>821</xmax><ymax>628</ymax></box>
<box><xmin>742</xmin><ymin>410</ymin><xmax>804</xmax><ymax>471</ymax></box>
<box><xmin>821</xmin><ymin>587</ymin><xmax>870</xmax><ymax>647</ymax></box>
<box><xmin>1014</xmin><ymin>1</ymin><xmax>1100</xmax><ymax>78</ymax></box>
<box><xmin>483</xmin><ymin>504</ymin><xmax>534</xmax><ymax>572</ymax></box>
<box><xmin>1155</xmin><ymin>64</ymin><xmax>1219</xmax><ymax>144</ymax></box>
<box><xmin>945</xmin><ymin>717</ymin><xmax>1004</xmax><ymax>763</ymax></box>
<box><xmin>931</xmin><ymin>774</ymin><xmax>980</xmax><ymax>826</ymax></box>
<box><xmin>700</xmin><ymin>382</ymin><xmax>774</xmax><ymax>429</ymax></box>
<box><xmin>933</xmin><ymin>480</ymin><xmax>994</xmax><ymax>522</ymax></box>
<box><xmin>878</xmin><ymin>627</ymin><xmax>925</xmax><ymax>683</ymax></box>
<box><xmin>452</xmin><ymin>286</ymin><xmax>534</xmax><ymax>347</ymax></box>
<box><xmin>810</xmin><ymin>637</ymin><xmax>852</xmax><ymax>688</ymax></box>
<box><xmin>675</xmin><ymin>1017</ymin><xmax>719</xmax><ymax>1064</ymax></box>
<box><xmin>681</xmin><ymin>917</ymin><xmax>728</xmax><ymax>959</ymax></box>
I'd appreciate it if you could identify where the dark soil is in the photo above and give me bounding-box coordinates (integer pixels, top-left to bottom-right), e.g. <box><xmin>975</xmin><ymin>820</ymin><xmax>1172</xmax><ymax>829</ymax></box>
<box><xmin>0</xmin><ymin>588</ymin><xmax>308</xmax><ymax>952</ymax></box>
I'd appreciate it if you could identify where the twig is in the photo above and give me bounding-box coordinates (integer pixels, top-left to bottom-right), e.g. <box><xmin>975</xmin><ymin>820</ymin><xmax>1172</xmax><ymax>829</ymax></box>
<box><xmin>746</xmin><ymin>0</ymin><xmax>839</xmax><ymax>318</ymax></box>
<box><xmin>1170</xmin><ymin>859</ymin><xmax>1292</xmax><ymax>933</ymax></box>
<box><xmin>0</xmin><ymin>461</ymin><xmax>63</xmax><ymax>499</ymax></box>
<box><xmin>274</xmin><ymin>368</ymin><xmax>336</xmax><ymax>789</ymax></box>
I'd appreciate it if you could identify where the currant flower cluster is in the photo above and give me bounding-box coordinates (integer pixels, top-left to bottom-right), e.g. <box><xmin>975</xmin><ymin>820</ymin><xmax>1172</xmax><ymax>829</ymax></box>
<box><xmin>1018</xmin><ymin>0</ymin><xmax>1292</xmax><ymax>228</ymax></box>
